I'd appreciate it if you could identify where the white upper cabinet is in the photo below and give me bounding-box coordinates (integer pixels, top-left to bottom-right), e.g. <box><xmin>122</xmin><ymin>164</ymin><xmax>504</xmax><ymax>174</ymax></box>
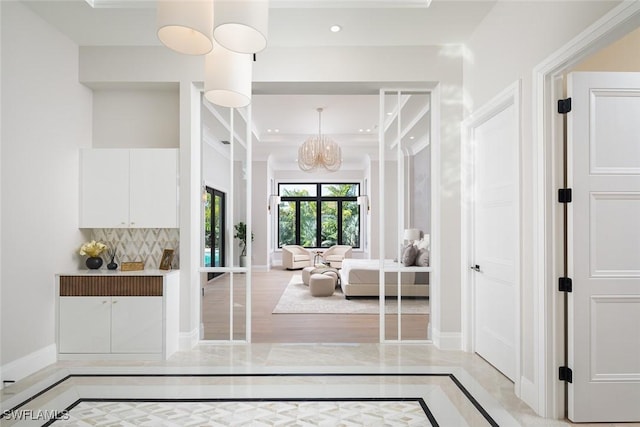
<box><xmin>80</xmin><ymin>148</ymin><xmax>179</xmax><ymax>228</ymax></box>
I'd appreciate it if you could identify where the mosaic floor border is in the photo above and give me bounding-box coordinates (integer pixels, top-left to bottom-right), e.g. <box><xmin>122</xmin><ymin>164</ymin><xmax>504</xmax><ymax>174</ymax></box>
<box><xmin>1</xmin><ymin>373</ymin><xmax>500</xmax><ymax>427</ymax></box>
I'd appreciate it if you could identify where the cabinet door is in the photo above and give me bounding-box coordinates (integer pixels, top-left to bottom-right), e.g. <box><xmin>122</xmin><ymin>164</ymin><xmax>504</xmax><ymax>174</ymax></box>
<box><xmin>80</xmin><ymin>149</ymin><xmax>130</xmax><ymax>228</ymax></box>
<box><xmin>129</xmin><ymin>149</ymin><xmax>179</xmax><ymax>228</ymax></box>
<box><xmin>59</xmin><ymin>297</ymin><xmax>111</xmax><ymax>353</ymax></box>
<box><xmin>111</xmin><ymin>297</ymin><xmax>163</xmax><ymax>353</ymax></box>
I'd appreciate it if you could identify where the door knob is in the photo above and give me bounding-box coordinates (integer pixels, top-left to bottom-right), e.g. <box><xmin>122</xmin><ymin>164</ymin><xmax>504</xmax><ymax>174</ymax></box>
<box><xmin>470</xmin><ymin>264</ymin><xmax>481</xmax><ymax>272</ymax></box>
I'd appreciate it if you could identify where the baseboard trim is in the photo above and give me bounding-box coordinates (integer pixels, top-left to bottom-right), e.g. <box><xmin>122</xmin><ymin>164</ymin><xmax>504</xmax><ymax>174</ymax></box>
<box><xmin>519</xmin><ymin>376</ymin><xmax>539</xmax><ymax>413</ymax></box>
<box><xmin>179</xmin><ymin>328</ymin><xmax>199</xmax><ymax>351</ymax></box>
<box><xmin>432</xmin><ymin>329</ymin><xmax>462</xmax><ymax>350</ymax></box>
<box><xmin>0</xmin><ymin>344</ymin><xmax>56</xmax><ymax>389</ymax></box>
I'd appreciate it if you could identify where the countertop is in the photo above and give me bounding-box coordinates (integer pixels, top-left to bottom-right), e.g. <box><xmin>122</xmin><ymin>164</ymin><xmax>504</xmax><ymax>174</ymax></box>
<box><xmin>56</xmin><ymin>269</ymin><xmax>179</xmax><ymax>277</ymax></box>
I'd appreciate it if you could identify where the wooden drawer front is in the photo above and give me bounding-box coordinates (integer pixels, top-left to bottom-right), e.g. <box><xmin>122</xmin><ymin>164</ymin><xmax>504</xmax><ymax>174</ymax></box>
<box><xmin>60</xmin><ymin>276</ymin><xmax>163</xmax><ymax>296</ymax></box>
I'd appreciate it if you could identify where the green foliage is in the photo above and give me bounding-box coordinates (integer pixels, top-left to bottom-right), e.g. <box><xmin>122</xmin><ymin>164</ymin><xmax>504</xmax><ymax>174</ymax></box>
<box><xmin>277</xmin><ymin>183</ymin><xmax>360</xmax><ymax>248</ymax></box>
<box><xmin>234</xmin><ymin>221</ymin><xmax>254</xmax><ymax>256</ymax></box>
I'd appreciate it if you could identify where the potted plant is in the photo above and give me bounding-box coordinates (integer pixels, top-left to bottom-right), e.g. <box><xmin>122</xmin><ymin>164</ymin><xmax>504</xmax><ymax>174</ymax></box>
<box><xmin>234</xmin><ymin>222</ymin><xmax>254</xmax><ymax>267</ymax></box>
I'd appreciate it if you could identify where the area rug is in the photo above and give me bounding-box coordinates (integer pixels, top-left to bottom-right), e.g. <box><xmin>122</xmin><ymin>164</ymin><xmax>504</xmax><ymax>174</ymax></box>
<box><xmin>272</xmin><ymin>275</ymin><xmax>429</xmax><ymax>315</ymax></box>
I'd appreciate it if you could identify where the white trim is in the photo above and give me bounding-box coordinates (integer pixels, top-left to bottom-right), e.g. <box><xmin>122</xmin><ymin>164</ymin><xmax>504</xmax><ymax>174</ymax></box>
<box><xmin>0</xmin><ymin>344</ymin><xmax>56</xmax><ymax>388</ymax></box>
<box><xmin>431</xmin><ymin>329</ymin><xmax>462</xmax><ymax>350</ymax></box>
<box><xmin>532</xmin><ymin>0</ymin><xmax>640</xmax><ymax>418</ymax></box>
<box><xmin>461</xmin><ymin>80</ymin><xmax>522</xmax><ymax>396</ymax></box>
<box><xmin>179</xmin><ymin>328</ymin><xmax>200</xmax><ymax>351</ymax></box>
<box><xmin>520</xmin><ymin>376</ymin><xmax>539</xmax><ymax>411</ymax></box>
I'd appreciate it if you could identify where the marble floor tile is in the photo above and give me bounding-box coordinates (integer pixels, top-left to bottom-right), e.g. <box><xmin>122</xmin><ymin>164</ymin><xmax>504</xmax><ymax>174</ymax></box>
<box><xmin>2</xmin><ymin>344</ymin><xmax>639</xmax><ymax>427</ymax></box>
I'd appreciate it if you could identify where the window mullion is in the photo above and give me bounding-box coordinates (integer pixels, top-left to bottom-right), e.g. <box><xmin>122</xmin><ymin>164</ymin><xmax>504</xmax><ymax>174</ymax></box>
<box><xmin>337</xmin><ymin>201</ymin><xmax>343</xmax><ymax>245</ymax></box>
<box><xmin>295</xmin><ymin>201</ymin><xmax>301</xmax><ymax>246</ymax></box>
<box><xmin>316</xmin><ymin>196</ymin><xmax>322</xmax><ymax>249</ymax></box>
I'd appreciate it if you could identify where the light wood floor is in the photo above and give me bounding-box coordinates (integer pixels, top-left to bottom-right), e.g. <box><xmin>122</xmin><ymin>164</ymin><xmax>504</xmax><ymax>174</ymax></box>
<box><xmin>201</xmin><ymin>268</ymin><xmax>429</xmax><ymax>342</ymax></box>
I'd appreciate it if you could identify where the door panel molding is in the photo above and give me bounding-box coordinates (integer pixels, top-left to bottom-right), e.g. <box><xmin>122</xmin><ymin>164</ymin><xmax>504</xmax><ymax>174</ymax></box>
<box><xmin>461</xmin><ymin>80</ymin><xmax>521</xmax><ymax>389</ymax></box>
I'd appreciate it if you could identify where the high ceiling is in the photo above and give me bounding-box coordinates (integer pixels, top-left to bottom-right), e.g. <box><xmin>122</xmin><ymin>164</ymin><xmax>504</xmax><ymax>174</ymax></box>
<box><xmin>23</xmin><ymin>0</ymin><xmax>496</xmax><ymax>169</ymax></box>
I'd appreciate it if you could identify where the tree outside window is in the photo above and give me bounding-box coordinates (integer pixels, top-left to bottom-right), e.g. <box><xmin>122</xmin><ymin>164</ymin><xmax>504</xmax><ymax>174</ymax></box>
<box><xmin>278</xmin><ymin>183</ymin><xmax>360</xmax><ymax>248</ymax></box>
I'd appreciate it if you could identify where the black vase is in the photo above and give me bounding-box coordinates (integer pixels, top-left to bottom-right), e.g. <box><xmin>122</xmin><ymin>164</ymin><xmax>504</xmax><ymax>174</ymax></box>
<box><xmin>107</xmin><ymin>256</ymin><xmax>118</xmax><ymax>270</ymax></box>
<box><xmin>85</xmin><ymin>256</ymin><xmax>103</xmax><ymax>270</ymax></box>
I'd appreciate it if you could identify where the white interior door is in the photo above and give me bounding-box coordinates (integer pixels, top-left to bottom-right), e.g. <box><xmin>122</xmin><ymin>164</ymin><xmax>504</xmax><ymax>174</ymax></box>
<box><xmin>472</xmin><ymin>102</ymin><xmax>518</xmax><ymax>381</ymax></box>
<box><xmin>567</xmin><ymin>71</ymin><xmax>640</xmax><ymax>422</ymax></box>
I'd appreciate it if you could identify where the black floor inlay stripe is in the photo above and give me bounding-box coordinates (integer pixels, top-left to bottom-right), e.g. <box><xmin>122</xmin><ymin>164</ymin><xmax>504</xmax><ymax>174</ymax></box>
<box><xmin>2</xmin><ymin>373</ymin><xmax>497</xmax><ymax>426</ymax></box>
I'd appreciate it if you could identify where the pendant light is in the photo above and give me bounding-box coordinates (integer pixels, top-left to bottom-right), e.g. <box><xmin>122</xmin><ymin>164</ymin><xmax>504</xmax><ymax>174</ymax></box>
<box><xmin>204</xmin><ymin>43</ymin><xmax>252</xmax><ymax>108</ymax></box>
<box><xmin>157</xmin><ymin>0</ymin><xmax>214</xmax><ymax>55</ymax></box>
<box><xmin>213</xmin><ymin>0</ymin><xmax>269</xmax><ymax>54</ymax></box>
<box><xmin>298</xmin><ymin>108</ymin><xmax>342</xmax><ymax>172</ymax></box>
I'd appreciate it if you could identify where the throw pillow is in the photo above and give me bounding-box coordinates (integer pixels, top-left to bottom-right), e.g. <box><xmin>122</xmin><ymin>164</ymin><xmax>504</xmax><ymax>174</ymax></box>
<box><xmin>415</xmin><ymin>234</ymin><xmax>430</xmax><ymax>251</ymax></box>
<box><xmin>401</xmin><ymin>244</ymin><xmax>418</xmax><ymax>266</ymax></box>
<box><xmin>414</xmin><ymin>248</ymin><xmax>429</xmax><ymax>267</ymax></box>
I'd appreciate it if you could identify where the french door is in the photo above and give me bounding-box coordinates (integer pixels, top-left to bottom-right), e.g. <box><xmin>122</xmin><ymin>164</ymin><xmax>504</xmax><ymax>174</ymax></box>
<box><xmin>205</xmin><ymin>187</ymin><xmax>226</xmax><ymax>280</ymax></box>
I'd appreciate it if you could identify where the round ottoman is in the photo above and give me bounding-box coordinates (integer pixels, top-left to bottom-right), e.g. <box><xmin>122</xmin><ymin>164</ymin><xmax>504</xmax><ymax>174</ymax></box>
<box><xmin>309</xmin><ymin>273</ymin><xmax>335</xmax><ymax>297</ymax></box>
<box><xmin>302</xmin><ymin>266</ymin><xmax>316</xmax><ymax>285</ymax></box>
<box><xmin>322</xmin><ymin>271</ymin><xmax>339</xmax><ymax>288</ymax></box>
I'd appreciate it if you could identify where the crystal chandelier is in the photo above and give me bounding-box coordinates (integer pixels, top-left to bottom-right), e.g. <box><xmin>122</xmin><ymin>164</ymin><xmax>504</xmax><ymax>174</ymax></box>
<box><xmin>298</xmin><ymin>108</ymin><xmax>342</xmax><ymax>172</ymax></box>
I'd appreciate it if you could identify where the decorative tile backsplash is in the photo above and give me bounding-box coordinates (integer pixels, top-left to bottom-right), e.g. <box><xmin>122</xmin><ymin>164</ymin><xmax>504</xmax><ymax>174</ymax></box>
<box><xmin>92</xmin><ymin>228</ymin><xmax>180</xmax><ymax>270</ymax></box>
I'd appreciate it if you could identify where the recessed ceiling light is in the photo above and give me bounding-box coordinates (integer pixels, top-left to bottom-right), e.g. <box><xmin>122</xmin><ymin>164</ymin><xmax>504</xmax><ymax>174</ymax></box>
<box><xmin>409</xmin><ymin>136</ymin><xmax>415</xmax><ymax>140</ymax></box>
<box><xmin>275</xmin><ymin>129</ymin><xmax>280</xmax><ymax>133</ymax></box>
<box><xmin>386</xmin><ymin>112</ymin><xmax>393</xmax><ymax>116</ymax></box>
<box><xmin>330</xmin><ymin>25</ymin><xmax>342</xmax><ymax>33</ymax></box>
<box><xmin>366</xmin><ymin>129</ymin><xmax>371</xmax><ymax>132</ymax></box>
<box><xmin>267</xmin><ymin>129</ymin><xmax>272</xmax><ymax>133</ymax></box>
<box><xmin>359</xmin><ymin>129</ymin><xmax>364</xmax><ymax>132</ymax></box>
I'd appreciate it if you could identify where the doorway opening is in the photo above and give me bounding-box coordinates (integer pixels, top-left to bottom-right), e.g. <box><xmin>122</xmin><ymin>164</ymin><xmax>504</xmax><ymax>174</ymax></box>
<box><xmin>204</xmin><ymin>187</ymin><xmax>226</xmax><ymax>280</ymax></box>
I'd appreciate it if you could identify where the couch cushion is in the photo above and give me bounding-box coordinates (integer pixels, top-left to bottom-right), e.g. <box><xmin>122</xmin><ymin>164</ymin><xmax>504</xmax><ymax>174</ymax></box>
<box><xmin>401</xmin><ymin>244</ymin><xmax>417</xmax><ymax>266</ymax></box>
<box><xmin>414</xmin><ymin>248</ymin><xmax>429</xmax><ymax>267</ymax></box>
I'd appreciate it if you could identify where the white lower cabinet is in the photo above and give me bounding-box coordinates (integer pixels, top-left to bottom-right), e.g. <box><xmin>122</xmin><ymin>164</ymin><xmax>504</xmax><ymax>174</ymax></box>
<box><xmin>111</xmin><ymin>297</ymin><xmax>163</xmax><ymax>353</ymax></box>
<box><xmin>59</xmin><ymin>296</ymin><xmax>162</xmax><ymax>354</ymax></box>
<box><xmin>59</xmin><ymin>297</ymin><xmax>111</xmax><ymax>354</ymax></box>
<box><xmin>56</xmin><ymin>272</ymin><xmax>179</xmax><ymax>360</ymax></box>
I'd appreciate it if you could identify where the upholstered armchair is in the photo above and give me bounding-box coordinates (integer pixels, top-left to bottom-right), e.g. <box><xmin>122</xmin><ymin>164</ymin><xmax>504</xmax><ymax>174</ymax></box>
<box><xmin>282</xmin><ymin>245</ymin><xmax>312</xmax><ymax>270</ymax></box>
<box><xmin>322</xmin><ymin>245</ymin><xmax>352</xmax><ymax>269</ymax></box>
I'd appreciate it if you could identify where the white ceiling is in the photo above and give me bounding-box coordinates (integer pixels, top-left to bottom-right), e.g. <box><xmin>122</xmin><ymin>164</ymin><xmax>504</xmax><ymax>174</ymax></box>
<box><xmin>23</xmin><ymin>0</ymin><xmax>496</xmax><ymax>169</ymax></box>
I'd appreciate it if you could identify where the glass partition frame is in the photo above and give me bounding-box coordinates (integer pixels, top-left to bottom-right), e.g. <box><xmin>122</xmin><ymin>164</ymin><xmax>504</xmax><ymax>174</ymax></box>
<box><xmin>379</xmin><ymin>88</ymin><xmax>433</xmax><ymax>343</ymax></box>
<box><xmin>200</xmin><ymin>102</ymin><xmax>252</xmax><ymax>343</ymax></box>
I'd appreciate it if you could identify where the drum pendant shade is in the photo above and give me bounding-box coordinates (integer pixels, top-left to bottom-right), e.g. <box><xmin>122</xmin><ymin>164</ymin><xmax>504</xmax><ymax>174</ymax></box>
<box><xmin>157</xmin><ymin>0</ymin><xmax>214</xmax><ymax>55</ymax></box>
<box><xmin>213</xmin><ymin>0</ymin><xmax>269</xmax><ymax>54</ymax></box>
<box><xmin>204</xmin><ymin>44</ymin><xmax>252</xmax><ymax>108</ymax></box>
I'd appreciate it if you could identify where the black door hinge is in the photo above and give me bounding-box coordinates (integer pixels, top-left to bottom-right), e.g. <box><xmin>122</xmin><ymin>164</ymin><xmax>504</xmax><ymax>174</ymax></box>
<box><xmin>559</xmin><ymin>277</ymin><xmax>573</xmax><ymax>292</ymax></box>
<box><xmin>558</xmin><ymin>98</ymin><xmax>572</xmax><ymax>114</ymax></box>
<box><xmin>559</xmin><ymin>366</ymin><xmax>573</xmax><ymax>383</ymax></box>
<box><xmin>558</xmin><ymin>188</ymin><xmax>572</xmax><ymax>203</ymax></box>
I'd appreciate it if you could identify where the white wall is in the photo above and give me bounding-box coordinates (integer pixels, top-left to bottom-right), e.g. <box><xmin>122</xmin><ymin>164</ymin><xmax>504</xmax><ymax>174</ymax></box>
<box><xmin>410</xmin><ymin>147</ymin><xmax>431</xmax><ymax>235</ymax></box>
<box><xmin>93</xmin><ymin>87</ymin><xmax>179</xmax><ymax>149</ymax></box>
<box><xmin>251</xmin><ymin>161</ymin><xmax>269</xmax><ymax>268</ymax></box>
<box><xmin>463</xmin><ymin>0</ymin><xmax>619</xmax><ymax>412</ymax></box>
<box><xmin>1</xmin><ymin>2</ymin><xmax>92</xmax><ymax>380</ymax></box>
<box><xmin>203</xmin><ymin>142</ymin><xmax>231</xmax><ymax>194</ymax></box>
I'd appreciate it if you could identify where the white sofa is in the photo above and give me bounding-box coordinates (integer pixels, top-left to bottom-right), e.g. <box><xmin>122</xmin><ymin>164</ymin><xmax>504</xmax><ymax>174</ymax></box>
<box><xmin>322</xmin><ymin>245</ymin><xmax>352</xmax><ymax>268</ymax></box>
<box><xmin>339</xmin><ymin>259</ymin><xmax>429</xmax><ymax>298</ymax></box>
<box><xmin>282</xmin><ymin>245</ymin><xmax>312</xmax><ymax>270</ymax></box>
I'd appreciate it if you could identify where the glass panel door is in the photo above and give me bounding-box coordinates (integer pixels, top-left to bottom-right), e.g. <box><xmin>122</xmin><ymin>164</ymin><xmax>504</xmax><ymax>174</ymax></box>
<box><xmin>205</xmin><ymin>187</ymin><xmax>226</xmax><ymax>280</ymax></box>
<box><xmin>379</xmin><ymin>88</ymin><xmax>432</xmax><ymax>343</ymax></box>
